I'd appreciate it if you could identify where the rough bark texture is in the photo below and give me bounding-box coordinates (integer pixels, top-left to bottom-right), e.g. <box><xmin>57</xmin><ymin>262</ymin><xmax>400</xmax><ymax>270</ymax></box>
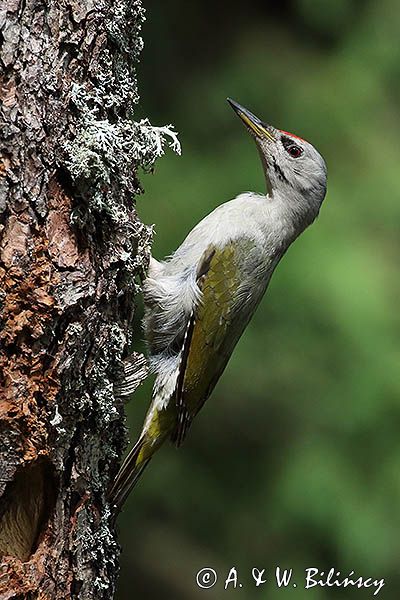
<box><xmin>0</xmin><ymin>0</ymin><xmax>176</xmax><ymax>597</ymax></box>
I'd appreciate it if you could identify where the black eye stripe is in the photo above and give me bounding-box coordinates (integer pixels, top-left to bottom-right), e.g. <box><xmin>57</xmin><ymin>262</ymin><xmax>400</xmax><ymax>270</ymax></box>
<box><xmin>281</xmin><ymin>135</ymin><xmax>295</xmax><ymax>150</ymax></box>
<box><xmin>281</xmin><ymin>135</ymin><xmax>304</xmax><ymax>158</ymax></box>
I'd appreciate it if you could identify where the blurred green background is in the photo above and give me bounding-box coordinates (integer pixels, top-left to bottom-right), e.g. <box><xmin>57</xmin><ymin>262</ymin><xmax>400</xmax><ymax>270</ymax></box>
<box><xmin>117</xmin><ymin>1</ymin><xmax>400</xmax><ymax>598</ymax></box>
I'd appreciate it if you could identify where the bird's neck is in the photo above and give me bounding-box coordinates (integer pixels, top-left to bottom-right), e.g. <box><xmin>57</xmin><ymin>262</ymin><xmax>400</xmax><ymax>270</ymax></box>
<box><xmin>257</xmin><ymin>190</ymin><xmax>316</xmax><ymax>252</ymax></box>
<box><xmin>270</xmin><ymin>188</ymin><xmax>318</xmax><ymax>239</ymax></box>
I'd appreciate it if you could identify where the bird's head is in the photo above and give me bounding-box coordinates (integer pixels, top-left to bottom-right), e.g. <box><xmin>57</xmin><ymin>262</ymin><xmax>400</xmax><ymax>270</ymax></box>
<box><xmin>228</xmin><ymin>98</ymin><xmax>327</xmax><ymax>226</ymax></box>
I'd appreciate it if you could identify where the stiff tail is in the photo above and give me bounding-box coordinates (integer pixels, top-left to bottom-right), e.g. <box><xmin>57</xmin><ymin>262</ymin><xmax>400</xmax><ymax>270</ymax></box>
<box><xmin>108</xmin><ymin>436</ymin><xmax>151</xmax><ymax>514</ymax></box>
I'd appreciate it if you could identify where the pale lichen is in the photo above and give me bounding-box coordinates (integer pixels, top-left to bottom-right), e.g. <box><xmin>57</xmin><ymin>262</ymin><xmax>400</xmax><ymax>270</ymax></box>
<box><xmin>64</xmin><ymin>0</ymin><xmax>180</xmax><ymax>207</ymax></box>
<box><xmin>65</xmin><ymin>91</ymin><xmax>181</xmax><ymax>191</ymax></box>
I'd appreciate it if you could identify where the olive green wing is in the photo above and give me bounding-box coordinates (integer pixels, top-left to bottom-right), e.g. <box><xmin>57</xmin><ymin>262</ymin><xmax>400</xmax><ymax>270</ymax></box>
<box><xmin>171</xmin><ymin>241</ymin><xmax>248</xmax><ymax>447</ymax></box>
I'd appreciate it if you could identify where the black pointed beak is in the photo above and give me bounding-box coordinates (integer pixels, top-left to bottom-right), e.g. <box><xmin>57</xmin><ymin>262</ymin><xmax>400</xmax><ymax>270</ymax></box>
<box><xmin>227</xmin><ymin>98</ymin><xmax>276</xmax><ymax>141</ymax></box>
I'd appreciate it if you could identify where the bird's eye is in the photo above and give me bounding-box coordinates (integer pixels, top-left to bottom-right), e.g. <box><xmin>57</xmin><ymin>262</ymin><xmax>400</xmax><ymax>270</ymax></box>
<box><xmin>286</xmin><ymin>144</ymin><xmax>303</xmax><ymax>158</ymax></box>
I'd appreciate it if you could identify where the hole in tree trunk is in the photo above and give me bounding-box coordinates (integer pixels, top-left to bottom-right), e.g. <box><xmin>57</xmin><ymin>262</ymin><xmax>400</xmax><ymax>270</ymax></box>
<box><xmin>0</xmin><ymin>458</ymin><xmax>57</xmax><ymax>562</ymax></box>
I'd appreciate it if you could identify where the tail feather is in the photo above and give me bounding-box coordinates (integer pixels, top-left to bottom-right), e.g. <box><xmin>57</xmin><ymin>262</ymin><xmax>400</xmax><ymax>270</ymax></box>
<box><xmin>170</xmin><ymin>406</ymin><xmax>191</xmax><ymax>448</ymax></box>
<box><xmin>108</xmin><ymin>436</ymin><xmax>150</xmax><ymax>514</ymax></box>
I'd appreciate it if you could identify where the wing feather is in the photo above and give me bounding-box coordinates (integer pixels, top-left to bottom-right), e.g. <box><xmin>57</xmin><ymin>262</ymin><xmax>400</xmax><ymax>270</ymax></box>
<box><xmin>171</xmin><ymin>241</ymin><xmax>247</xmax><ymax>446</ymax></box>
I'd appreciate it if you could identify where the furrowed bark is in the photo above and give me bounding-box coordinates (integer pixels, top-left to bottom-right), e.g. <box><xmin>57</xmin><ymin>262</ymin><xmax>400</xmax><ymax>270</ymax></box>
<box><xmin>0</xmin><ymin>0</ymin><xmax>174</xmax><ymax>597</ymax></box>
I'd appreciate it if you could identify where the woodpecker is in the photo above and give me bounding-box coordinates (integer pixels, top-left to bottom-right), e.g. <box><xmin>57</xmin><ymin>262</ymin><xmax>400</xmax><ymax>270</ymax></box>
<box><xmin>110</xmin><ymin>99</ymin><xmax>327</xmax><ymax>510</ymax></box>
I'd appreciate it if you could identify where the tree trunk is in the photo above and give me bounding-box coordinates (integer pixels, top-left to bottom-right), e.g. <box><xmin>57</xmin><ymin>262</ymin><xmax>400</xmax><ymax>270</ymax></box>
<box><xmin>0</xmin><ymin>1</ymin><xmax>178</xmax><ymax>597</ymax></box>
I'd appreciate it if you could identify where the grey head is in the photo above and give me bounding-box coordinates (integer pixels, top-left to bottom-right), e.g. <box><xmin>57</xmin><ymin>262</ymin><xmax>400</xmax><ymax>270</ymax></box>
<box><xmin>227</xmin><ymin>98</ymin><xmax>327</xmax><ymax>227</ymax></box>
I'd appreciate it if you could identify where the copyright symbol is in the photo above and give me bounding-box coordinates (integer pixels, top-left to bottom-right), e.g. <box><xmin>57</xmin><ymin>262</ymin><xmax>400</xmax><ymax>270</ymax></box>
<box><xmin>196</xmin><ymin>567</ymin><xmax>217</xmax><ymax>589</ymax></box>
